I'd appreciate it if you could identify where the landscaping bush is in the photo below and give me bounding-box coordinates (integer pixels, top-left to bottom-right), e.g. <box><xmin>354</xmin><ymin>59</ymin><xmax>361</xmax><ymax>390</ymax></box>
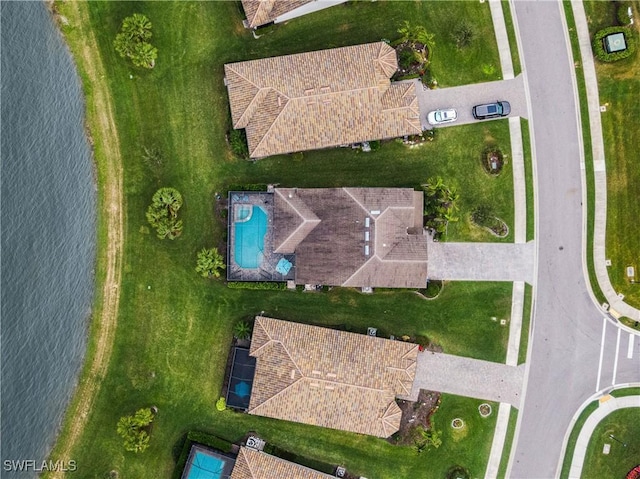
<box><xmin>226</xmin><ymin>281</ymin><xmax>287</xmax><ymax>290</ymax></box>
<box><xmin>452</xmin><ymin>21</ymin><xmax>475</xmax><ymax>49</ymax></box>
<box><xmin>592</xmin><ymin>26</ymin><xmax>636</xmax><ymax>62</ymax></box>
<box><xmin>471</xmin><ymin>205</ymin><xmax>508</xmax><ymax>237</ymax></box>
<box><xmin>446</xmin><ymin>465</ymin><xmax>470</xmax><ymax>479</ymax></box>
<box><xmin>195</xmin><ymin>247</ymin><xmax>225</xmax><ymax>278</ymax></box>
<box><xmin>215</xmin><ymin>397</ymin><xmax>226</xmax><ymax>411</ymax></box>
<box><xmin>146</xmin><ymin>187</ymin><xmax>183</xmax><ymax>239</ymax></box>
<box><xmin>617</xmin><ymin>3</ymin><xmax>634</xmax><ymax>26</ymax></box>
<box><xmin>186</xmin><ymin>431</ymin><xmax>233</xmax><ymax>453</ymax></box>
<box><xmin>226</xmin><ymin>183</ymin><xmax>268</xmax><ymax>192</ymax></box>
<box><xmin>369</xmin><ymin>140</ymin><xmax>381</xmax><ymax>151</ymax></box>
<box><xmin>228</xmin><ymin>128</ymin><xmax>249</xmax><ymax>159</ymax></box>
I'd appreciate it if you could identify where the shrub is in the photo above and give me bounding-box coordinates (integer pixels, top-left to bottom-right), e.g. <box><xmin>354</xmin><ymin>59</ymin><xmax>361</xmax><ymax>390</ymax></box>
<box><xmin>446</xmin><ymin>465</ymin><xmax>470</xmax><ymax>479</ymax></box>
<box><xmin>146</xmin><ymin>187</ymin><xmax>183</xmax><ymax>239</ymax></box>
<box><xmin>186</xmin><ymin>431</ymin><xmax>233</xmax><ymax>453</ymax></box>
<box><xmin>116</xmin><ymin>408</ymin><xmax>155</xmax><ymax>453</ymax></box>
<box><xmin>113</xmin><ymin>14</ymin><xmax>157</xmax><ymax>69</ymax></box>
<box><xmin>617</xmin><ymin>3</ymin><xmax>634</xmax><ymax>26</ymax></box>
<box><xmin>369</xmin><ymin>140</ymin><xmax>381</xmax><ymax>151</ymax></box>
<box><xmin>228</xmin><ymin>129</ymin><xmax>249</xmax><ymax>159</ymax></box>
<box><xmin>196</xmin><ymin>247</ymin><xmax>225</xmax><ymax>278</ymax></box>
<box><xmin>227</xmin><ymin>184</ymin><xmax>268</xmax><ymax>192</ymax></box>
<box><xmin>226</xmin><ymin>281</ymin><xmax>287</xmax><ymax>290</ymax></box>
<box><xmin>452</xmin><ymin>21</ymin><xmax>475</xmax><ymax>49</ymax></box>
<box><xmin>592</xmin><ymin>26</ymin><xmax>636</xmax><ymax>62</ymax></box>
<box><xmin>215</xmin><ymin>397</ymin><xmax>226</xmax><ymax>411</ymax></box>
<box><xmin>233</xmin><ymin>320</ymin><xmax>252</xmax><ymax>340</ymax></box>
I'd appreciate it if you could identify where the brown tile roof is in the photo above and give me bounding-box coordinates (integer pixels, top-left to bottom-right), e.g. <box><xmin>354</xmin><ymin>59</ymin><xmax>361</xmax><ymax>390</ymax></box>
<box><xmin>224</xmin><ymin>42</ymin><xmax>421</xmax><ymax>158</ymax></box>
<box><xmin>241</xmin><ymin>0</ymin><xmax>313</xmax><ymax>29</ymax></box>
<box><xmin>273</xmin><ymin>188</ymin><xmax>428</xmax><ymax>288</ymax></box>
<box><xmin>230</xmin><ymin>446</ymin><xmax>333</xmax><ymax>479</ymax></box>
<box><xmin>247</xmin><ymin>316</ymin><xmax>419</xmax><ymax>438</ymax></box>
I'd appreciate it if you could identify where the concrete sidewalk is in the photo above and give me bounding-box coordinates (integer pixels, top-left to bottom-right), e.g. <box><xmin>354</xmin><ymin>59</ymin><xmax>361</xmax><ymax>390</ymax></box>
<box><xmin>406</xmin><ymin>352</ymin><xmax>524</xmax><ymax>408</ymax></box>
<box><xmin>571</xmin><ymin>1</ymin><xmax>640</xmax><ymax>322</ymax></box>
<box><xmin>567</xmin><ymin>394</ymin><xmax>640</xmax><ymax>478</ymax></box>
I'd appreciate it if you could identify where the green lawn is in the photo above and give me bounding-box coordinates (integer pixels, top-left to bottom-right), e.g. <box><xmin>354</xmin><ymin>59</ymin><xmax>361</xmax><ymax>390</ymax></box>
<box><xmin>51</xmin><ymin>1</ymin><xmax>513</xmax><ymax>477</ymax></box>
<box><xmin>501</xmin><ymin>0</ymin><xmax>522</xmax><ymax>77</ymax></box>
<box><xmin>496</xmin><ymin>406</ymin><xmax>518</xmax><ymax>479</ymax></box>
<box><xmin>581</xmin><ymin>407</ymin><xmax>640</xmax><ymax>479</ymax></box>
<box><xmin>584</xmin><ymin>1</ymin><xmax>640</xmax><ymax>308</ymax></box>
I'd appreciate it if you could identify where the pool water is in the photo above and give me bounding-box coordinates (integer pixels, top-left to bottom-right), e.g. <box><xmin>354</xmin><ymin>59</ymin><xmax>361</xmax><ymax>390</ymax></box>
<box><xmin>186</xmin><ymin>451</ymin><xmax>226</xmax><ymax>479</ymax></box>
<box><xmin>236</xmin><ymin>204</ymin><xmax>251</xmax><ymax>221</ymax></box>
<box><xmin>234</xmin><ymin>205</ymin><xmax>267</xmax><ymax>269</ymax></box>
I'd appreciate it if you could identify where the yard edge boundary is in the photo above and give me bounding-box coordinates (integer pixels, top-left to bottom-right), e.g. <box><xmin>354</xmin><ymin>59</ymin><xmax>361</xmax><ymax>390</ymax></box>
<box><xmin>44</xmin><ymin>1</ymin><xmax>125</xmax><ymax>477</ymax></box>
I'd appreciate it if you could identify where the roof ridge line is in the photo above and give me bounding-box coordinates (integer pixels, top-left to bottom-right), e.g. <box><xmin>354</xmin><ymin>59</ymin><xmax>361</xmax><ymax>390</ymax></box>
<box><xmin>241</xmin><ymin>447</ymin><xmax>257</xmax><ymax>479</ymax></box>
<box><xmin>249</xmin><ymin>316</ymin><xmax>275</xmax><ymax>357</ymax></box>
<box><xmin>250</xmin><ymin>99</ymin><xmax>293</xmax><ymax>157</ymax></box>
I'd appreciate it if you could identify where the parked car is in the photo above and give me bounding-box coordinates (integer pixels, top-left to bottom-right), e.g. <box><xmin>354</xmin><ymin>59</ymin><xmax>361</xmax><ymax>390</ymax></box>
<box><xmin>472</xmin><ymin>101</ymin><xmax>511</xmax><ymax>120</ymax></box>
<box><xmin>427</xmin><ymin>108</ymin><xmax>458</xmax><ymax>125</ymax></box>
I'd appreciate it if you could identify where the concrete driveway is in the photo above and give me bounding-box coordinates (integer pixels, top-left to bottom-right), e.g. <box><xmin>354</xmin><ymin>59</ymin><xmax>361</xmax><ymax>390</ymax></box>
<box><xmin>407</xmin><ymin>75</ymin><xmax>528</xmax><ymax>130</ymax></box>
<box><xmin>404</xmin><ymin>351</ymin><xmax>524</xmax><ymax>408</ymax></box>
<box><xmin>427</xmin><ymin>241</ymin><xmax>535</xmax><ymax>284</ymax></box>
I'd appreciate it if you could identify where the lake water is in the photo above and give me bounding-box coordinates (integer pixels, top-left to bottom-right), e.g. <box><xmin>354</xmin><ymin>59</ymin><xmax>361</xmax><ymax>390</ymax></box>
<box><xmin>1</xmin><ymin>2</ymin><xmax>96</xmax><ymax>477</ymax></box>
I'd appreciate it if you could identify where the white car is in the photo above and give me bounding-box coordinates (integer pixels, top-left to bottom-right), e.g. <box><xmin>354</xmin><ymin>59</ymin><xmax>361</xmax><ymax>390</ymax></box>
<box><xmin>427</xmin><ymin>108</ymin><xmax>458</xmax><ymax>125</ymax></box>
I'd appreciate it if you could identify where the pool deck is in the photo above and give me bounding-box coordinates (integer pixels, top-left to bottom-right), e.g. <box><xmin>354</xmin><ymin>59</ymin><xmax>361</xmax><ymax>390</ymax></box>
<box><xmin>227</xmin><ymin>191</ymin><xmax>296</xmax><ymax>282</ymax></box>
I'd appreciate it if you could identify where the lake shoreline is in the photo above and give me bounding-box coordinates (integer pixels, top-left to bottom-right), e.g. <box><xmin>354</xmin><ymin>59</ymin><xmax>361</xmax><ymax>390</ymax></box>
<box><xmin>43</xmin><ymin>2</ymin><xmax>125</xmax><ymax>477</ymax></box>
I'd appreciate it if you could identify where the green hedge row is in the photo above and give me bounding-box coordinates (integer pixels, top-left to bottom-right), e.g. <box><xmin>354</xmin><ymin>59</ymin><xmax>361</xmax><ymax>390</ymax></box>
<box><xmin>592</xmin><ymin>26</ymin><xmax>636</xmax><ymax>62</ymax></box>
<box><xmin>227</xmin><ymin>184</ymin><xmax>269</xmax><ymax>192</ymax></box>
<box><xmin>227</xmin><ymin>281</ymin><xmax>287</xmax><ymax>290</ymax></box>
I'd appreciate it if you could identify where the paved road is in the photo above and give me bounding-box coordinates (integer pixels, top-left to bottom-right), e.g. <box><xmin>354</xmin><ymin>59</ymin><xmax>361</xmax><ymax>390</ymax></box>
<box><xmin>409</xmin><ymin>76</ymin><xmax>528</xmax><ymax>130</ymax></box>
<box><xmin>428</xmin><ymin>241</ymin><xmax>534</xmax><ymax>284</ymax></box>
<box><xmin>406</xmin><ymin>352</ymin><xmax>524</xmax><ymax>407</ymax></box>
<box><xmin>509</xmin><ymin>2</ymin><xmax>640</xmax><ymax>477</ymax></box>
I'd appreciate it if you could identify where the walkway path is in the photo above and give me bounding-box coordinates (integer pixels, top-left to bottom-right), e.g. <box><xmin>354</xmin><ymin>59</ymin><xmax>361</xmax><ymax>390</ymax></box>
<box><xmin>406</xmin><ymin>352</ymin><xmax>524</xmax><ymax>408</ymax></box>
<box><xmin>568</xmin><ymin>394</ymin><xmax>640</xmax><ymax>478</ymax></box>
<box><xmin>428</xmin><ymin>241</ymin><xmax>534</xmax><ymax>284</ymax></box>
<box><xmin>571</xmin><ymin>1</ymin><xmax>640</xmax><ymax>322</ymax></box>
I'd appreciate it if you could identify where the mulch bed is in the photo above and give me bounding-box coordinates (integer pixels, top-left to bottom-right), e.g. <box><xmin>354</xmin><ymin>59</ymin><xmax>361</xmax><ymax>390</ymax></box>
<box><xmin>393</xmin><ymin>389</ymin><xmax>441</xmax><ymax>445</ymax></box>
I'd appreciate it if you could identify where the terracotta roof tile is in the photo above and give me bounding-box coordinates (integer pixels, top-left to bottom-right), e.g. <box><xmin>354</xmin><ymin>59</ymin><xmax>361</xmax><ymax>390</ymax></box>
<box><xmin>224</xmin><ymin>43</ymin><xmax>421</xmax><ymax>158</ymax></box>
<box><xmin>247</xmin><ymin>317</ymin><xmax>418</xmax><ymax>437</ymax></box>
<box><xmin>231</xmin><ymin>446</ymin><xmax>334</xmax><ymax>479</ymax></box>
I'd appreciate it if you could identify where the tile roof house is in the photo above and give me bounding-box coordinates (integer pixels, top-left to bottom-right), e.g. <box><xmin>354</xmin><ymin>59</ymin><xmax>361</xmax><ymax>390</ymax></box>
<box><xmin>230</xmin><ymin>446</ymin><xmax>333</xmax><ymax>479</ymax></box>
<box><xmin>241</xmin><ymin>0</ymin><xmax>348</xmax><ymax>29</ymax></box>
<box><xmin>224</xmin><ymin>42</ymin><xmax>421</xmax><ymax>159</ymax></box>
<box><xmin>246</xmin><ymin>316</ymin><xmax>419</xmax><ymax>438</ymax></box>
<box><xmin>227</xmin><ymin>187</ymin><xmax>428</xmax><ymax>287</ymax></box>
<box><xmin>274</xmin><ymin>187</ymin><xmax>428</xmax><ymax>288</ymax></box>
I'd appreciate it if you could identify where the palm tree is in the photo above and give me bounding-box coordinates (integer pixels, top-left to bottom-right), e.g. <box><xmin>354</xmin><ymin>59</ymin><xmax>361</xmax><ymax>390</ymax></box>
<box><xmin>133</xmin><ymin>408</ymin><xmax>154</xmax><ymax>427</ymax></box>
<box><xmin>152</xmin><ymin>187</ymin><xmax>182</xmax><ymax>216</ymax></box>
<box><xmin>116</xmin><ymin>415</ymin><xmax>137</xmax><ymax>438</ymax></box>
<box><xmin>131</xmin><ymin>41</ymin><xmax>157</xmax><ymax>69</ymax></box>
<box><xmin>122</xmin><ymin>13</ymin><xmax>152</xmax><ymax>42</ymax></box>
<box><xmin>233</xmin><ymin>321</ymin><xmax>252</xmax><ymax>340</ymax></box>
<box><xmin>196</xmin><ymin>248</ymin><xmax>226</xmax><ymax>278</ymax></box>
<box><xmin>124</xmin><ymin>430</ymin><xmax>150</xmax><ymax>453</ymax></box>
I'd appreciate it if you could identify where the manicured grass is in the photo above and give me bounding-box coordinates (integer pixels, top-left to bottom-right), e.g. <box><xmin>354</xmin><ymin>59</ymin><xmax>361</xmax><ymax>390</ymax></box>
<box><xmin>518</xmin><ymin>283</ymin><xmax>533</xmax><ymax>365</ymax></box>
<box><xmin>583</xmin><ymin>1</ymin><xmax>640</xmax><ymax>308</ymax></box>
<box><xmin>559</xmin><ymin>400</ymin><xmax>599</xmax><ymax>479</ymax></box>
<box><xmin>496</xmin><ymin>406</ymin><xmax>518</xmax><ymax>479</ymax></box>
<box><xmin>610</xmin><ymin>386</ymin><xmax>640</xmax><ymax>398</ymax></box>
<box><xmin>581</xmin><ymin>407</ymin><xmax>640</xmax><ymax>479</ymax></box>
<box><xmin>50</xmin><ymin>1</ymin><xmax>514</xmax><ymax>477</ymax></box>
<box><xmin>521</xmin><ymin>119</ymin><xmax>535</xmax><ymax>242</ymax></box>
<box><xmin>501</xmin><ymin>0</ymin><xmax>522</xmax><ymax>77</ymax></box>
<box><xmin>562</xmin><ymin>1</ymin><xmax>606</xmax><ymax>306</ymax></box>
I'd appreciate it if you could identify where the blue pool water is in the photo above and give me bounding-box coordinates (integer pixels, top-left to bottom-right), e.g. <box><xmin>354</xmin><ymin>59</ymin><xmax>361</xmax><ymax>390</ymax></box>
<box><xmin>234</xmin><ymin>206</ymin><xmax>267</xmax><ymax>269</ymax></box>
<box><xmin>186</xmin><ymin>451</ymin><xmax>226</xmax><ymax>479</ymax></box>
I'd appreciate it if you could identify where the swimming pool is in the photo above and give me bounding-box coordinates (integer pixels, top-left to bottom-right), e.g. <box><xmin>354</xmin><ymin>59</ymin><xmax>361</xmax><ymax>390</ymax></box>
<box><xmin>184</xmin><ymin>449</ymin><xmax>230</xmax><ymax>479</ymax></box>
<box><xmin>234</xmin><ymin>205</ymin><xmax>267</xmax><ymax>269</ymax></box>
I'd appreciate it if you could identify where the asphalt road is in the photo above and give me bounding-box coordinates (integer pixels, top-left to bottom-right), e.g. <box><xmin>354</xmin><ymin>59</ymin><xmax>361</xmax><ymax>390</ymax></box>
<box><xmin>509</xmin><ymin>2</ymin><xmax>640</xmax><ymax>477</ymax></box>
